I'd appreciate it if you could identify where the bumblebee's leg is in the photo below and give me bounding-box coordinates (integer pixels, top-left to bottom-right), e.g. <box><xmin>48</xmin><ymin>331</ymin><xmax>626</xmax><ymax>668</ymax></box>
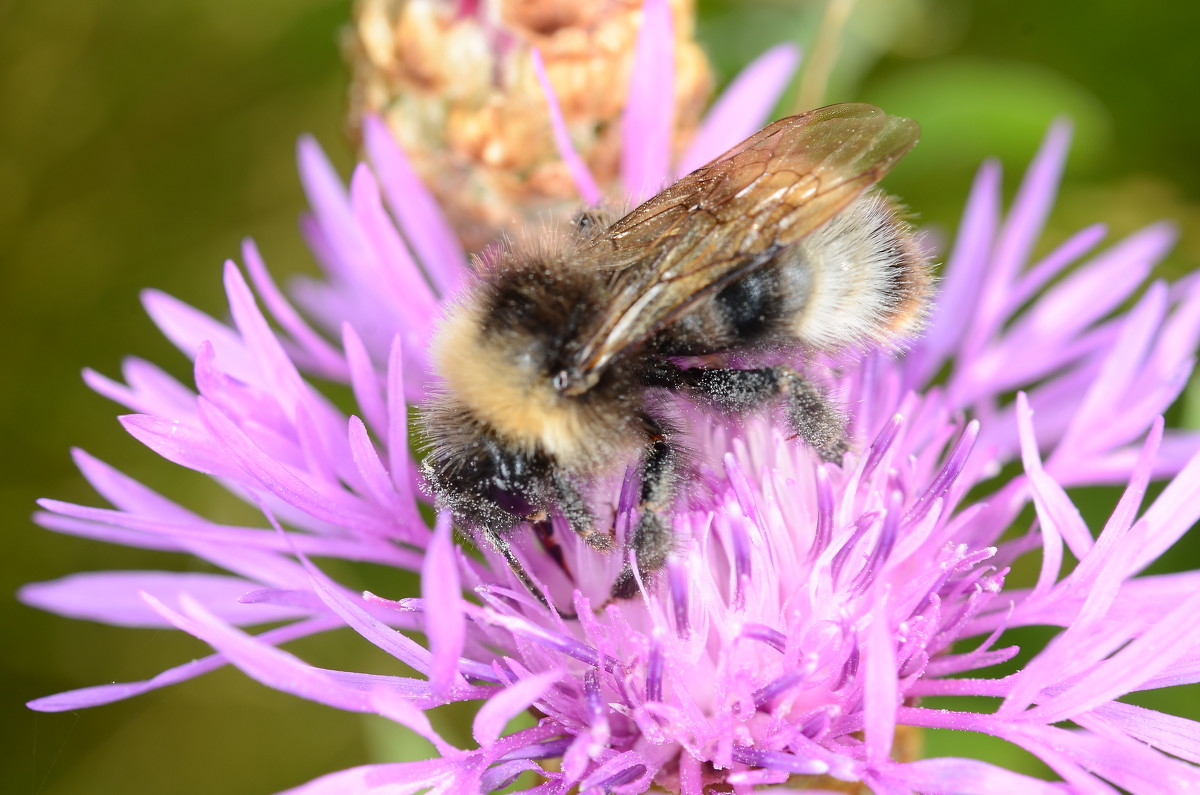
<box><xmin>528</xmin><ymin>472</ymin><xmax>612</xmax><ymax>584</ymax></box>
<box><xmin>649</xmin><ymin>362</ymin><xmax>847</xmax><ymax>462</ymax></box>
<box><xmin>530</xmin><ymin>516</ymin><xmax>572</xmax><ymax>579</ymax></box>
<box><xmin>611</xmin><ymin>420</ymin><xmax>680</xmax><ymax>599</ymax></box>
<box><xmin>474</xmin><ymin>525</ymin><xmax>555</xmax><ymax>609</ymax></box>
<box><xmin>421</xmin><ymin>460</ymin><xmax>556</xmax><ymax>608</ymax></box>
<box><xmin>551</xmin><ymin>471</ymin><xmax>613</xmax><ymax>552</ymax></box>
<box><xmin>778</xmin><ymin>368</ymin><xmax>848</xmax><ymax>462</ymax></box>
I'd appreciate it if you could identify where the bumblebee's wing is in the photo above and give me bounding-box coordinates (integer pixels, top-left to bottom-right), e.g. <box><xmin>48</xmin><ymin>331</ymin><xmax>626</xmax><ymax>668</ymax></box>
<box><xmin>567</xmin><ymin>103</ymin><xmax>918</xmax><ymax>383</ymax></box>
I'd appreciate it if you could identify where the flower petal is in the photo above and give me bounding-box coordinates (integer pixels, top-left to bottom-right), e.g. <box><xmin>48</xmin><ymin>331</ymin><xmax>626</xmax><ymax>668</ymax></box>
<box><xmin>27</xmin><ymin>616</ymin><xmax>339</xmax><ymax>712</ymax></box>
<box><xmin>531</xmin><ymin>48</ymin><xmax>601</xmax><ymax>205</ymax></box>
<box><xmin>473</xmin><ymin>670</ymin><xmax>561</xmax><ymax>747</ymax></box>
<box><xmin>1081</xmin><ymin>702</ymin><xmax>1200</xmax><ymax>765</ymax></box>
<box><xmin>362</xmin><ymin>115</ymin><xmax>467</xmax><ymax>295</ymax></box>
<box><xmin>863</xmin><ymin>586</ymin><xmax>898</xmax><ymax>763</ymax></box>
<box><xmin>677</xmin><ymin>43</ymin><xmax>800</xmax><ymax>175</ymax></box>
<box><xmin>424</xmin><ymin>513</ymin><xmax>467</xmax><ymax>696</ymax></box>
<box><xmin>19</xmin><ymin>571</ymin><xmax>303</xmax><ymax>627</ymax></box>
<box><xmin>621</xmin><ymin>0</ymin><xmax>674</xmax><ymax>201</ymax></box>
<box><xmin>887</xmin><ymin>757</ymin><xmax>1069</xmax><ymax>795</ymax></box>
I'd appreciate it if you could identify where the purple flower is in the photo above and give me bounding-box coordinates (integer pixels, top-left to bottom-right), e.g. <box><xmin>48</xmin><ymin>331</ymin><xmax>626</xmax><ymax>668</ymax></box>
<box><xmin>24</xmin><ymin>5</ymin><xmax>1200</xmax><ymax>792</ymax></box>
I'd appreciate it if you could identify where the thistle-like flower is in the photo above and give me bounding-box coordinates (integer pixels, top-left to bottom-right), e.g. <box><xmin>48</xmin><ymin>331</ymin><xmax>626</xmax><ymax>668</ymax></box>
<box><xmin>24</xmin><ymin>4</ymin><xmax>1200</xmax><ymax>793</ymax></box>
<box><xmin>347</xmin><ymin>0</ymin><xmax>713</xmax><ymax>250</ymax></box>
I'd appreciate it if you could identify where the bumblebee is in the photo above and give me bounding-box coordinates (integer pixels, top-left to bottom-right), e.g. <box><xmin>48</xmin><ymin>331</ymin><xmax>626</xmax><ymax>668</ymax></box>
<box><xmin>420</xmin><ymin>103</ymin><xmax>932</xmax><ymax>602</ymax></box>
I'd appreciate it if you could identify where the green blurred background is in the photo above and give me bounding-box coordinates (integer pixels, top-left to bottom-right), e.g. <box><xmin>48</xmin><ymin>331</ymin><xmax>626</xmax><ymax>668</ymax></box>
<box><xmin>3</xmin><ymin>1</ymin><xmax>1198</xmax><ymax>792</ymax></box>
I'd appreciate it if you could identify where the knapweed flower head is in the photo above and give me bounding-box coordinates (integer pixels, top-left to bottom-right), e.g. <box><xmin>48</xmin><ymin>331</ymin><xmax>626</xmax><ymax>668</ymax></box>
<box><xmin>25</xmin><ymin>8</ymin><xmax>1200</xmax><ymax>795</ymax></box>
<box><xmin>347</xmin><ymin>0</ymin><xmax>714</xmax><ymax>250</ymax></box>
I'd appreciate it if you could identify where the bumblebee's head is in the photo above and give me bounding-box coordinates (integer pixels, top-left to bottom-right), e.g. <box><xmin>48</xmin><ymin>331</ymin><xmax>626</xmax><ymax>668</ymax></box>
<box><xmin>552</xmin><ymin>365</ymin><xmax>599</xmax><ymax>397</ymax></box>
<box><xmin>417</xmin><ymin>409</ymin><xmax>549</xmax><ymax>534</ymax></box>
<box><xmin>427</xmin><ymin>255</ymin><xmax>638</xmax><ymax>472</ymax></box>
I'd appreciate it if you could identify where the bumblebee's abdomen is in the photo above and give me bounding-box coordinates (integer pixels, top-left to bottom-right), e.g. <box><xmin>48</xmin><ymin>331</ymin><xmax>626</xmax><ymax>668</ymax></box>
<box><xmin>654</xmin><ymin>192</ymin><xmax>929</xmax><ymax>359</ymax></box>
<box><xmin>784</xmin><ymin>191</ymin><xmax>930</xmax><ymax>351</ymax></box>
<box><xmin>653</xmin><ymin>265</ymin><xmax>794</xmax><ymax>355</ymax></box>
<box><xmin>714</xmin><ymin>266</ymin><xmax>788</xmax><ymax>341</ymax></box>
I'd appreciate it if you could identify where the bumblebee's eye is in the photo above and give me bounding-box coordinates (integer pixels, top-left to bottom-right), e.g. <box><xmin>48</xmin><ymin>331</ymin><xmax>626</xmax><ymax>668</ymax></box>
<box><xmin>554</xmin><ymin>367</ymin><xmax>597</xmax><ymax>396</ymax></box>
<box><xmin>572</xmin><ymin>209</ymin><xmax>609</xmax><ymax>238</ymax></box>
